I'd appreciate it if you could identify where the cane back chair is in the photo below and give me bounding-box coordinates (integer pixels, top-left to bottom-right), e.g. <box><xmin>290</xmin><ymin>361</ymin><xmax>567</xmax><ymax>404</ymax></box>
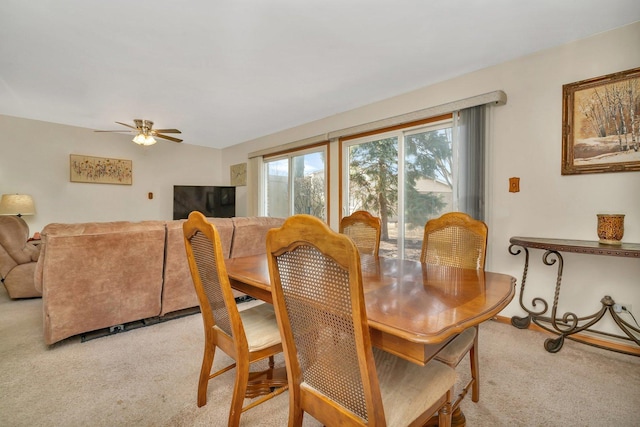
<box><xmin>420</xmin><ymin>211</ymin><xmax>488</xmax><ymax>411</ymax></box>
<box><xmin>267</xmin><ymin>214</ymin><xmax>456</xmax><ymax>427</ymax></box>
<box><xmin>339</xmin><ymin>210</ymin><xmax>382</xmax><ymax>256</ymax></box>
<box><xmin>183</xmin><ymin>211</ymin><xmax>287</xmax><ymax>426</ymax></box>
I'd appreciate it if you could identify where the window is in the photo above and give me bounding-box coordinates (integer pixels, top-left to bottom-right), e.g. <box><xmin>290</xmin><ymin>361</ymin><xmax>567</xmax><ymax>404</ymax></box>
<box><xmin>342</xmin><ymin>115</ymin><xmax>455</xmax><ymax>260</ymax></box>
<box><xmin>263</xmin><ymin>144</ymin><xmax>328</xmax><ymax>221</ymax></box>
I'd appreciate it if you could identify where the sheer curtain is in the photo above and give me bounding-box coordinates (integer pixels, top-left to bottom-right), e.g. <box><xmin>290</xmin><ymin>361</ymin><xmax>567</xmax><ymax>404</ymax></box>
<box><xmin>456</xmin><ymin>105</ymin><xmax>486</xmax><ymax>221</ymax></box>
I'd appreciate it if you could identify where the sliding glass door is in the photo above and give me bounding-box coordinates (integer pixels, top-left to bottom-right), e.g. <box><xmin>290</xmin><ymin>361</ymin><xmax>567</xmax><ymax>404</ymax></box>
<box><xmin>343</xmin><ymin>119</ymin><xmax>453</xmax><ymax>260</ymax></box>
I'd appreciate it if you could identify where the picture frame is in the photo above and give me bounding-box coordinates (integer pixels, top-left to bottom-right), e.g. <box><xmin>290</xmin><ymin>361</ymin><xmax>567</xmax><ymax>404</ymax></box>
<box><xmin>70</xmin><ymin>154</ymin><xmax>133</xmax><ymax>185</ymax></box>
<box><xmin>561</xmin><ymin>67</ymin><xmax>640</xmax><ymax>175</ymax></box>
<box><xmin>230</xmin><ymin>162</ymin><xmax>247</xmax><ymax>186</ymax></box>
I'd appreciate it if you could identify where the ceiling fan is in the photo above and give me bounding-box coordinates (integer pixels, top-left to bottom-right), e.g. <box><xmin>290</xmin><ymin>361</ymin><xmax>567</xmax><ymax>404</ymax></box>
<box><xmin>95</xmin><ymin>119</ymin><xmax>182</xmax><ymax>146</ymax></box>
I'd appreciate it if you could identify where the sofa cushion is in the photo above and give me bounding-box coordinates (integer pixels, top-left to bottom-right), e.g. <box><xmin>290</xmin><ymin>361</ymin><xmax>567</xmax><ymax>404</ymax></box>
<box><xmin>230</xmin><ymin>217</ymin><xmax>285</xmax><ymax>258</ymax></box>
<box><xmin>160</xmin><ymin>217</ymin><xmax>234</xmax><ymax>316</ymax></box>
<box><xmin>207</xmin><ymin>217</ymin><xmax>235</xmax><ymax>259</ymax></box>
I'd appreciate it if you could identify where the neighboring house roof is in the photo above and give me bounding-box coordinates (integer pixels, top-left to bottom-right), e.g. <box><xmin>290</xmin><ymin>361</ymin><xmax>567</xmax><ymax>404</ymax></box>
<box><xmin>415</xmin><ymin>178</ymin><xmax>452</xmax><ymax>193</ymax></box>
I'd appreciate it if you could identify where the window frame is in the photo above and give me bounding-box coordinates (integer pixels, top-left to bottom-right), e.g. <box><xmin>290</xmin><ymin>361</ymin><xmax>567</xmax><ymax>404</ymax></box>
<box><xmin>261</xmin><ymin>141</ymin><xmax>330</xmax><ymax>221</ymax></box>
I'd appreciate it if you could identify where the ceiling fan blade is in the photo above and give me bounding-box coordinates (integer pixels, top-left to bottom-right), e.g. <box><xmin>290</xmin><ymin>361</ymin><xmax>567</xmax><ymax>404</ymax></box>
<box><xmin>155</xmin><ymin>133</ymin><xmax>183</xmax><ymax>143</ymax></box>
<box><xmin>153</xmin><ymin>128</ymin><xmax>182</xmax><ymax>134</ymax></box>
<box><xmin>94</xmin><ymin>130</ymin><xmax>134</xmax><ymax>133</ymax></box>
<box><xmin>115</xmin><ymin>121</ymin><xmax>138</xmax><ymax>130</ymax></box>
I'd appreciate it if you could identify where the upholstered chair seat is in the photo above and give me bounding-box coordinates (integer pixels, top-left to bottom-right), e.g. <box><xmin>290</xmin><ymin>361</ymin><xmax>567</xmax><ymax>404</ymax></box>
<box><xmin>433</xmin><ymin>327</ymin><xmax>477</xmax><ymax>366</ymax></box>
<box><xmin>238</xmin><ymin>303</ymin><xmax>282</xmax><ymax>351</ymax></box>
<box><xmin>374</xmin><ymin>348</ymin><xmax>456</xmax><ymax>426</ymax></box>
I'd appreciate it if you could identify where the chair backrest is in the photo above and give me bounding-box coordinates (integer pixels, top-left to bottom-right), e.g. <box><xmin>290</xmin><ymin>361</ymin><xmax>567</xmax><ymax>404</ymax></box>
<box><xmin>267</xmin><ymin>214</ymin><xmax>385</xmax><ymax>426</ymax></box>
<box><xmin>183</xmin><ymin>211</ymin><xmax>246</xmax><ymax>354</ymax></box>
<box><xmin>420</xmin><ymin>212</ymin><xmax>488</xmax><ymax>270</ymax></box>
<box><xmin>339</xmin><ymin>210</ymin><xmax>382</xmax><ymax>256</ymax></box>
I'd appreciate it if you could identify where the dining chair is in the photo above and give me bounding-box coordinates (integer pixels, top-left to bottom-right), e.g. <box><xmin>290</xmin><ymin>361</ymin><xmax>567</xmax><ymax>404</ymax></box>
<box><xmin>267</xmin><ymin>214</ymin><xmax>456</xmax><ymax>427</ymax></box>
<box><xmin>339</xmin><ymin>210</ymin><xmax>382</xmax><ymax>256</ymax></box>
<box><xmin>182</xmin><ymin>211</ymin><xmax>287</xmax><ymax>426</ymax></box>
<box><xmin>420</xmin><ymin>211</ymin><xmax>488</xmax><ymax>412</ymax></box>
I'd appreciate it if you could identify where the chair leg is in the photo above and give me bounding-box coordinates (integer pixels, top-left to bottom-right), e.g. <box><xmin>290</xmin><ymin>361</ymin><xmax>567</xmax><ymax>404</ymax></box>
<box><xmin>470</xmin><ymin>326</ymin><xmax>480</xmax><ymax>402</ymax></box>
<box><xmin>288</xmin><ymin>386</ymin><xmax>304</xmax><ymax>427</ymax></box>
<box><xmin>197</xmin><ymin>343</ymin><xmax>216</xmax><ymax>407</ymax></box>
<box><xmin>228</xmin><ymin>358</ymin><xmax>249</xmax><ymax>427</ymax></box>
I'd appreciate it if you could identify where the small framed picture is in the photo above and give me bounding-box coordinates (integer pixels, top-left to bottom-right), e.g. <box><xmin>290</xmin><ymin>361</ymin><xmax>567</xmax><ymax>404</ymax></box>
<box><xmin>230</xmin><ymin>163</ymin><xmax>247</xmax><ymax>186</ymax></box>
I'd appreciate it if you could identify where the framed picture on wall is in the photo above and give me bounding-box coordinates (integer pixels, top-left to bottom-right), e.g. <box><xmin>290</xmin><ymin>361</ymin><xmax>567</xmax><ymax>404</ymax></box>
<box><xmin>230</xmin><ymin>162</ymin><xmax>247</xmax><ymax>186</ymax></box>
<box><xmin>70</xmin><ymin>154</ymin><xmax>133</xmax><ymax>185</ymax></box>
<box><xmin>561</xmin><ymin>66</ymin><xmax>640</xmax><ymax>175</ymax></box>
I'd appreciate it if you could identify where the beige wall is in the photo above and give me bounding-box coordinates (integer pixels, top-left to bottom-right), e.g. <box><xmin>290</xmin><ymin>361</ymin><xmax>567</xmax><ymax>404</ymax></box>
<box><xmin>0</xmin><ymin>115</ymin><xmax>224</xmax><ymax>233</ymax></box>
<box><xmin>222</xmin><ymin>22</ymin><xmax>640</xmax><ymax>333</ymax></box>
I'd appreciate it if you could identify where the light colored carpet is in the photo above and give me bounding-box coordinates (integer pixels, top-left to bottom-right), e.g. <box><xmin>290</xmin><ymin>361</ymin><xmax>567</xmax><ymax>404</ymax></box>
<box><xmin>1</xmin><ymin>287</ymin><xmax>638</xmax><ymax>426</ymax></box>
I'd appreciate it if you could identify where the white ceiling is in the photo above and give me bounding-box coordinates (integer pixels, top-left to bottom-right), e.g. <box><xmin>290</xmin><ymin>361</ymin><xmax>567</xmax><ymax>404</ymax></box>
<box><xmin>1</xmin><ymin>1</ymin><xmax>639</xmax><ymax>149</ymax></box>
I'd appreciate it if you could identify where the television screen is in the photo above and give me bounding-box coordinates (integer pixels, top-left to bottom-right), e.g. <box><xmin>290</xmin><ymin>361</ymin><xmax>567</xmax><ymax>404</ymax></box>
<box><xmin>173</xmin><ymin>186</ymin><xmax>235</xmax><ymax>220</ymax></box>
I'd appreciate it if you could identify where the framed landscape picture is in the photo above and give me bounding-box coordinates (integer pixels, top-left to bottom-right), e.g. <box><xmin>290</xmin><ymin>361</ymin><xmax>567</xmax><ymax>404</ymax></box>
<box><xmin>561</xmin><ymin>67</ymin><xmax>640</xmax><ymax>175</ymax></box>
<box><xmin>70</xmin><ymin>154</ymin><xmax>133</xmax><ymax>185</ymax></box>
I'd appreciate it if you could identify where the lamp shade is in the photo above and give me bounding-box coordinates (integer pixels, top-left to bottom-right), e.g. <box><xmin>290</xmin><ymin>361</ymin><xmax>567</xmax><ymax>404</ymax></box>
<box><xmin>0</xmin><ymin>194</ymin><xmax>36</xmax><ymax>216</ymax></box>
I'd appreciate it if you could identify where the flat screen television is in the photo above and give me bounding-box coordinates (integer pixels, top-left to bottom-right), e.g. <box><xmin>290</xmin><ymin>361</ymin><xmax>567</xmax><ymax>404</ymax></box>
<box><xmin>173</xmin><ymin>186</ymin><xmax>236</xmax><ymax>220</ymax></box>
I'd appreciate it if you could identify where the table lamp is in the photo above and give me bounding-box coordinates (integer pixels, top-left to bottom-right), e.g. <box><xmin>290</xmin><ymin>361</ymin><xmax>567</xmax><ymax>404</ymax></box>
<box><xmin>0</xmin><ymin>194</ymin><xmax>36</xmax><ymax>217</ymax></box>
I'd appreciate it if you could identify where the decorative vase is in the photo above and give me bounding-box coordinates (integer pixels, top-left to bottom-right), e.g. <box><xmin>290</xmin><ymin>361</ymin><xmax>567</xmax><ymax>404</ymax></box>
<box><xmin>596</xmin><ymin>214</ymin><xmax>624</xmax><ymax>245</ymax></box>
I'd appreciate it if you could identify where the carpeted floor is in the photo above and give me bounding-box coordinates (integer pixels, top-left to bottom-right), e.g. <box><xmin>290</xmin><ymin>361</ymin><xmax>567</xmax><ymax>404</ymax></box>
<box><xmin>1</xmin><ymin>287</ymin><xmax>638</xmax><ymax>426</ymax></box>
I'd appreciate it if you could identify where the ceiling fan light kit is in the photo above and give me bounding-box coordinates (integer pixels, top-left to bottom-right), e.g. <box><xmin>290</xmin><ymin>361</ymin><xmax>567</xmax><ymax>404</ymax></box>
<box><xmin>95</xmin><ymin>119</ymin><xmax>183</xmax><ymax>145</ymax></box>
<box><xmin>132</xmin><ymin>133</ymin><xmax>157</xmax><ymax>146</ymax></box>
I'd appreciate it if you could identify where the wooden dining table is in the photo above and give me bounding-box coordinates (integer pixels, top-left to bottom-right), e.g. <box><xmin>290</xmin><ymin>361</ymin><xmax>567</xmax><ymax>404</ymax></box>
<box><xmin>226</xmin><ymin>253</ymin><xmax>516</xmax><ymax>366</ymax></box>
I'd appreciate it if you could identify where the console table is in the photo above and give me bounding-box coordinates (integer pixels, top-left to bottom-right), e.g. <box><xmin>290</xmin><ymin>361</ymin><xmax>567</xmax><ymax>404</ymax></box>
<box><xmin>508</xmin><ymin>237</ymin><xmax>640</xmax><ymax>355</ymax></box>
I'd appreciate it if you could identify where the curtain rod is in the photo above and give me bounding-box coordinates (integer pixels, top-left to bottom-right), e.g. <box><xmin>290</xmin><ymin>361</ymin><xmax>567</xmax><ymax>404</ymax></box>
<box><xmin>249</xmin><ymin>90</ymin><xmax>506</xmax><ymax>158</ymax></box>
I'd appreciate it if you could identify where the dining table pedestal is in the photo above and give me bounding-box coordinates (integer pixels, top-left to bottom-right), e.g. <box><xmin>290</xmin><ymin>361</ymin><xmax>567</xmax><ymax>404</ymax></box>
<box><xmin>245</xmin><ymin>366</ymin><xmax>288</xmax><ymax>399</ymax></box>
<box><xmin>425</xmin><ymin>406</ymin><xmax>466</xmax><ymax>427</ymax></box>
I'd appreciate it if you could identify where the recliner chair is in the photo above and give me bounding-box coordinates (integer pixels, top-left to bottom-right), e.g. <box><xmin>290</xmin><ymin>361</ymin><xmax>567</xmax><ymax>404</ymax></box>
<box><xmin>0</xmin><ymin>216</ymin><xmax>42</xmax><ymax>298</ymax></box>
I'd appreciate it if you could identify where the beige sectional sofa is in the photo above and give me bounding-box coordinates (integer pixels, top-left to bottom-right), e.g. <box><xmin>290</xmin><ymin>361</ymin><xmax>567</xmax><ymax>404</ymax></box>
<box><xmin>35</xmin><ymin>216</ymin><xmax>284</xmax><ymax>345</ymax></box>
